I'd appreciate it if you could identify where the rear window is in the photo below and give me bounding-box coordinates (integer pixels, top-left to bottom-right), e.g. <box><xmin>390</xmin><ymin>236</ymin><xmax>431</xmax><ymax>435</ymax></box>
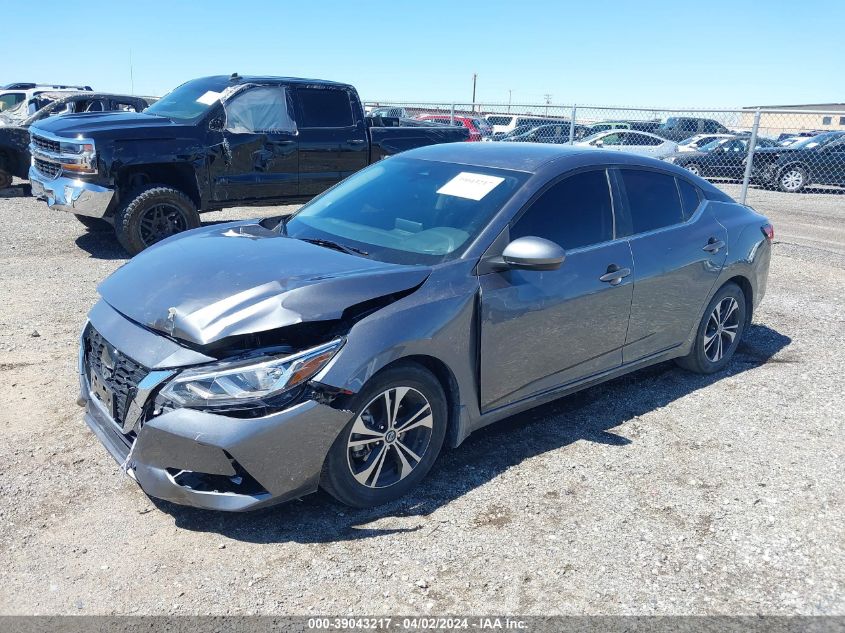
<box><xmin>295</xmin><ymin>88</ymin><xmax>354</xmax><ymax>127</ymax></box>
<box><xmin>620</xmin><ymin>169</ymin><xmax>684</xmax><ymax>234</ymax></box>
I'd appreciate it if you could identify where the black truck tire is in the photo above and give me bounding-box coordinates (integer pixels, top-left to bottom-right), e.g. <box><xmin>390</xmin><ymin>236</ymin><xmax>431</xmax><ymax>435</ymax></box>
<box><xmin>114</xmin><ymin>185</ymin><xmax>200</xmax><ymax>256</ymax></box>
<box><xmin>0</xmin><ymin>169</ymin><xmax>11</xmax><ymax>189</ymax></box>
<box><xmin>74</xmin><ymin>214</ymin><xmax>112</xmax><ymax>232</ymax></box>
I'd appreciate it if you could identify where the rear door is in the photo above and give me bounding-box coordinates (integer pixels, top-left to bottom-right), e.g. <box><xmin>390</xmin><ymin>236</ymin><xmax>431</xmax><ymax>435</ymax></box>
<box><xmin>292</xmin><ymin>86</ymin><xmax>368</xmax><ymax>197</ymax></box>
<box><xmin>479</xmin><ymin>168</ymin><xmax>633</xmax><ymax>411</ymax></box>
<box><xmin>210</xmin><ymin>85</ymin><xmax>299</xmax><ymax>203</ymax></box>
<box><xmin>616</xmin><ymin>168</ymin><xmax>727</xmax><ymax>363</ymax></box>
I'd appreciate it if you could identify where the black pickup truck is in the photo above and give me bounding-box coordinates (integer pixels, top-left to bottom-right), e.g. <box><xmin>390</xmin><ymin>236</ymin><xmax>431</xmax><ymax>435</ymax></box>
<box><xmin>28</xmin><ymin>74</ymin><xmax>468</xmax><ymax>254</ymax></box>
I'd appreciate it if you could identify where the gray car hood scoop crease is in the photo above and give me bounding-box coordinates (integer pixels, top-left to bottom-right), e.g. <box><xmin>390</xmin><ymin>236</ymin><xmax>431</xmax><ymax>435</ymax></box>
<box><xmin>98</xmin><ymin>221</ymin><xmax>431</xmax><ymax>346</ymax></box>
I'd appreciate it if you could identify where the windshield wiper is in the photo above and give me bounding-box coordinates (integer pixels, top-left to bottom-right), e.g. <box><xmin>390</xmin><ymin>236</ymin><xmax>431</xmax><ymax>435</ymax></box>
<box><xmin>300</xmin><ymin>237</ymin><xmax>369</xmax><ymax>257</ymax></box>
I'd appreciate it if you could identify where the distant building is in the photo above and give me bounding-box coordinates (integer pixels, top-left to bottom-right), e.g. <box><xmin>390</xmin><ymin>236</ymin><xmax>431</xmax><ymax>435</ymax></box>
<box><xmin>740</xmin><ymin>103</ymin><xmax>845</xmax><ymax>136</ymax></box>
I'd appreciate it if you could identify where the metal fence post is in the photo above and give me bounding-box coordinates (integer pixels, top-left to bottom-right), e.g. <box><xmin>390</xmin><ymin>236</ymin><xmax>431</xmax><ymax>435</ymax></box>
<box><xmin>568</xmin><ymin>105</ymin><xmax>577</xmax><ymax>145</ymax></box>
<box><xmin>450</xmin><ymin>104</ymin><xmax>455</xmax><ymax>125</ymax></box>
<box><xmin>740</xmin><ymin>108</ymin><xmax>761</xmax><ymax>205</ymax></box>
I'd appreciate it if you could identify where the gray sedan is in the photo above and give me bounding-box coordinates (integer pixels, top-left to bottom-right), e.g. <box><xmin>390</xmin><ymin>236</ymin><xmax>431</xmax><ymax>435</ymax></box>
<box><xmin>79</xmin><ymin>143</ymin><xmax>772</xmax><ymax>510</ymax></box>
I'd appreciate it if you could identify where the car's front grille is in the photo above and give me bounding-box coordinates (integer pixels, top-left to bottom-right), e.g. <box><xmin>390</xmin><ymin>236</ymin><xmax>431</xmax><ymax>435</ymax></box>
<box><xmin>31</xmin><ymin>134</ymin><xmax>61</xmax><ymax>154</ymax></box>
<box><xmin>83</xmin><ymin>325</ymin><xmax>148</xmax><ymax>432</ymax></box>
<box><xmin>34</xmin><ymin>157</ymin><xmax>60</xmax><ymax>179</ymax></box>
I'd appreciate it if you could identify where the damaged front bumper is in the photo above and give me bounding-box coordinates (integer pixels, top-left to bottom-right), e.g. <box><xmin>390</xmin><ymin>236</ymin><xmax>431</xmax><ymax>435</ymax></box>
<box><xmin>80</xmin><ymin>376</ymin><xmax>352</xmax><ymax>511</ymax></box>
<box><xmin>78</xmin><ymin>301</ymin><xmax>353</xmax><ymax>512</ymax></box>
<box><xmin>29</xmin><ymin>165</ymin><xmax>114</xmax><ymax>218</ymax></box>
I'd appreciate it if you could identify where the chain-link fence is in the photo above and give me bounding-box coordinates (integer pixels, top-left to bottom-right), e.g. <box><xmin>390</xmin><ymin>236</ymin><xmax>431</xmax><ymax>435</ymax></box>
<box><xmin>365</xmin><ymin>100</ymin><xmax>845</xmax><ymax>203</ymax></box>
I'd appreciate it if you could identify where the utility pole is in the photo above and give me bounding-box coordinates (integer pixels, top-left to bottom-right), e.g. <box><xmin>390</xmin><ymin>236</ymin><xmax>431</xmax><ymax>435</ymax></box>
<box><xmin>471</xmin><ymin>73</ymin><xmax>477</xmax><ymax>113</ymax></box>
<box><xmin>508</xmin><ymin>89</ymin><xmax>512</xmax><ymax>113</ymax></box>
<box><xmin>544</xmin><ymin>93</ymin><xmax>552</xmax><ymax>116</ymax></box>
<box><xmin>129</xmin><ymin>49</ymin><xmax>135</xmax><ymax>95</ymax></box>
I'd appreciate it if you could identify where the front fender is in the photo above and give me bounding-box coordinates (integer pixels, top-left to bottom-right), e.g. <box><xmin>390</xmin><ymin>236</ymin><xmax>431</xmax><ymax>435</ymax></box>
<box><xmin>314</xmin><ymin>261</ymin><xmax>480</xmax><ymax>445</ymax></box>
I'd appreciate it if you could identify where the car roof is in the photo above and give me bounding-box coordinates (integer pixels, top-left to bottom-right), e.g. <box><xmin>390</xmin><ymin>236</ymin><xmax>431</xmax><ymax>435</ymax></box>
<box><xmin>198</xmin><ymin>74</ymin><xmax>354</xmax><ymax>90</ymax></box>
<box><xmin>400</xmin><ymin>142</ymin><xmax>638</xmax><ymax>172</ymax></box>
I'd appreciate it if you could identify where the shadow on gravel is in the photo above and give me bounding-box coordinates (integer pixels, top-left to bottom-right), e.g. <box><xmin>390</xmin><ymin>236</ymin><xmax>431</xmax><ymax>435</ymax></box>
<box><xmin>159</xmin><ymin>323</ymin><xmax>791</xmax><ymax>544</ymax></box>
<box><xmin>75</xmin><ymin>230</ymin><xmax>128</xmax><ymax>260</ymax></box>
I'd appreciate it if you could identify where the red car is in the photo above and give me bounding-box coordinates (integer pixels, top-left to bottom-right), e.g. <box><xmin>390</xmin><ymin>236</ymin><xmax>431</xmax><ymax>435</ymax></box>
<box><xmin>416</xmin><ymin>114</ymin><xmax>491</xmax><ymax>142</ymax></box>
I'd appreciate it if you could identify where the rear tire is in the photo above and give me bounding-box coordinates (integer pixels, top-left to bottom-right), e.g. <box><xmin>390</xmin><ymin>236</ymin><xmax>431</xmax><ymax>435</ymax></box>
<box><xmin>0</xmin><ymin>169</ymin><xmax>12</xmax><ymax>189</ymax></box>
<box><xmin>321</xmin><ymin>364</ymin><xmax>448</xmax><ymax>508</ymax></box>
<box><xmin>676</xmin><ymin>282</ymin><xmax>747</xmax><ymax>374</ymax></box>
<box><xmin>74</xmin><ymin>214</ymin><xmax>112</xmax><ymax>232</ymax></box>
<box><xmin>114</xmin><ymin>185</ymin><xmax>200</xmax><ymax>256</ymax></box>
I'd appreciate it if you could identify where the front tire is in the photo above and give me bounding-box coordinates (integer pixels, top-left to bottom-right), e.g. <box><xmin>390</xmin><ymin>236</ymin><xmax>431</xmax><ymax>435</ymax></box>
<box><xmin>0</xmin><ymin>169</ymin><xmax>11</xmax><ymax>189</ymax></box>
<box><xmin>778</xmin><ymin>165</ymin><xmax>807</xmax><ymax>193</ymax></box>
<box><xmin>684</xmin><ymin>162</ymin><xmax>702</xmax><ymax>177</ymax></box>
<box><xmin>676</xmin><ymin>282</ymin><xmax>747</xmax><ymax>374</ymax></box>
<box><xmin>321</xmin><ymin>364</ymin><xmax>448</xmax><ymax>508</ymax></box>
<box><xmin>114</xmin><ymin>185</ymin><xmax>200</xmax><ymax>256</ymax></box>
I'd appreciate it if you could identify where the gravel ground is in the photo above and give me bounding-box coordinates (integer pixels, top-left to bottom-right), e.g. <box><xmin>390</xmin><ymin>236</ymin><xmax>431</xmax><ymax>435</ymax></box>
<box><xmin>0</xmin><ymin>182</ymin><xmax>842</xmax><ymax>616</ymax></box>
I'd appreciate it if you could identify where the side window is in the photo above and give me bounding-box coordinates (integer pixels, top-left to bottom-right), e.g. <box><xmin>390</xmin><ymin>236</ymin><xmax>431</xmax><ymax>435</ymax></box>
<box><xmin>224</xmin><ymin>87</ymin><xmax>296</xmax><ymax>134</ymax></box>
<box><xmin>511</xmin><ymin>170</ymin><xmax>614</xmax><ymax>250</ymax></box>
<box><xmin>625</xmin><ymin>133</ymin><xmax>661</xmax><ymax>146</ymax></box>
<box><xmin>677</xmin><ymin>179</ymin><xmax>701</xmax><ymax>220</ymax></box>
<box><xmin>620</xmin><ymin>169</ymin><xmax>684</xmax><ymax>234</ymax></box>
<box><xmin>600</xmin><ymin>133</ymin><xmax>622</xmax><ymax>146</ymax></box>
<box><xmin>295</xmin><ymin>88</ymin><xmax>354</xmax><ymax>128</ymax></box>
<box><xmin>680</xmin><ymin>119</ymin><xmax>697</xmax><ymax>132</ymax></box>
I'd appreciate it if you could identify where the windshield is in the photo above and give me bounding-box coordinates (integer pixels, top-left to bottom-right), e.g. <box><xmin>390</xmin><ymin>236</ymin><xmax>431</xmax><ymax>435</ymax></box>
<box><xmin>698</xmin><ymin>139</ymin><xmax>727</xmax><ymax>152</ymax></box>
<box><xmin>285</xmin><ymin>157</ymin><xmax>529</xmax><ymax>264</ymax></box>
<box><xmin>792</xmin><ymin>131</ymin><xmax>843</xmax><ymax>149</ymax></box>
<box><xmin>145</xmin><ymin>76</ymin><xmax>229</xmax><ymax>121</ymax></box>
<box><xmin>486</xmin><ymin>116</ymin><xmax>512</xmax><ymax>126</ymax></box>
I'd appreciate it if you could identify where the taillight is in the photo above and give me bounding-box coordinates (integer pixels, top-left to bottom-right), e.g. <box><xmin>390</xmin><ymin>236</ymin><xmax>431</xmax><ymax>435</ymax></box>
<box><xmin>761</xmin><ymin>224</ymin><xmax>774</xmax><ymax>241</ymax></box>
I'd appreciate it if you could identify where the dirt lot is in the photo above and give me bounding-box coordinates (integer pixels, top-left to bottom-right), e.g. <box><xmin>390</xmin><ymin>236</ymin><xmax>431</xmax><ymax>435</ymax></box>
<box><xmin>0</xmin><ymin>183</ymin><xmax>842</xmax><ymax>615</ymax></box>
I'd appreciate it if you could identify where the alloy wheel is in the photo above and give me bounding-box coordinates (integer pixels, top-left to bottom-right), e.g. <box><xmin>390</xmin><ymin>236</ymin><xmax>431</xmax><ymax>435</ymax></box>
<box><xmin>703</xmin><ymin>297</ymin><xmax>740</xmax><ymax>363</ymax></box>
<box><xmin>780</xmin><ymin>168</ymin><xmax>804</xmax><ymax>192</ymax></box>
<box><xmin>346</xmin><ymin>387</ymin><xmax>434</xmax><ymax>489</ymax></box>
<box><xmin>686</xmin><ymin>163</ymin><xmax>701</xmax><ymax>176</ymax></box>
<box><xmin>138</xmin><ymin>203</ymin><xmax>189</xmax><ymax>247</ymax></box>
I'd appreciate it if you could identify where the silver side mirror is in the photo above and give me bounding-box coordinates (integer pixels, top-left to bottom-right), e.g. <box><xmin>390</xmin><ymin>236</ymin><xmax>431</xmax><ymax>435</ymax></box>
<box><xmin>501</xmin><ymin>236</ymin><xmax>566</xmax><ymax>271</ymax></box>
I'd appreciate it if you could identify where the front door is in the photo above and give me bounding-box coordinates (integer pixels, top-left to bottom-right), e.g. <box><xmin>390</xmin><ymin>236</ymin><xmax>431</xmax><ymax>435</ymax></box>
<box><xmin>479</xmin><ymin>169</ymin><xmax>633</xmax><ymax>412</ymax></box>
<box><xmin>210</xmin><ymin>85</ymin><xmax>299</xmax><ymax>203</ymax></box>
<box><xmin>616</xmin><ymin>168</ymin><xmax>727</xmax><ymax>362</ymax></box>
<box><xmin>292</xmin><ymin>86</ymin><xmax>369</xmax><ymax>197</ymax></box>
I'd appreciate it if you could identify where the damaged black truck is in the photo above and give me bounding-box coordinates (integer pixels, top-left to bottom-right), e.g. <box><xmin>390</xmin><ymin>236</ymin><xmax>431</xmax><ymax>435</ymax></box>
<box><xmin>28</xmin><ymin>75</ymin><xmax>468</xmax><ymax>254</ymax></box>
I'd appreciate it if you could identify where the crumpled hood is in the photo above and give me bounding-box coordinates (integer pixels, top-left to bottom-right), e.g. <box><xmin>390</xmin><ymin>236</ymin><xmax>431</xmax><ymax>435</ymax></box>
<box><xmin>98</xmin><ymin>220</ymin><xmax>431</xmax><ymax>346</ymax></box>
<box><xmin>31</xmin><ymin>111</ymin><xmax>186</xmax><ymax>138</ymax></box>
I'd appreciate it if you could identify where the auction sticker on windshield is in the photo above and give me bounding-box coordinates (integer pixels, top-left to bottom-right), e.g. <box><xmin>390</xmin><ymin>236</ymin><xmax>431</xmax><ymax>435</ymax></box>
<box><xmin>437</xmin><ymin>172</ymin><xmax>505</xmax><ymax>201</ymax></box>
<box><xmin>195</xmin><ymin>91</ymin><xmax>222</xmax><ymax>105</ymax></box>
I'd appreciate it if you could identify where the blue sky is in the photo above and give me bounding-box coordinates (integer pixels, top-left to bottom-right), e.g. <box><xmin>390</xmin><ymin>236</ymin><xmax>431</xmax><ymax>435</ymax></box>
<box><xmin>4</xmin><ymin>0</ymin><xmax>842</xmax><ymax>108</ymax></box>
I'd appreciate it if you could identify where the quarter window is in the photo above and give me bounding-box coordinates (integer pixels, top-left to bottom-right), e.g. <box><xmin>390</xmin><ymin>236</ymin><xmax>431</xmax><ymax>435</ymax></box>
<box><xmin>511</xmin><ymin>170</ymin><xmax>614</xmax><ymax>250</ymax></box>
<box><xmin>677</xmin><ymin>179</ymin><xmax>701</xmax><ymax>220</ymax></box>
<box><xmin>620</xmin><ymin>169</ymin><xmax>684</xmax><ymax>234</ymax></box>
<box><xmin>224</xmin><ymin>87</ymin><xmax>296</xmax><ymax>134</ymax></box>
<box><xmin>822</xmin><ymin>116</ymin><xmax>832</xmax><ymax>125</ymax></box>
<box><xmin>295</xmin><ymin>88</ymin><xmax>354</xmax><ymax>127</ymax></box>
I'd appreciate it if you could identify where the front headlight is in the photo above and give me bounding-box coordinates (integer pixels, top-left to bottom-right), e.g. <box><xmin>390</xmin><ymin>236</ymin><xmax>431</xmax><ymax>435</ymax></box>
<box><xmin>159</xmin><ymin>338</ymin><xmax>344</xmax><ymax>409</ymax></box>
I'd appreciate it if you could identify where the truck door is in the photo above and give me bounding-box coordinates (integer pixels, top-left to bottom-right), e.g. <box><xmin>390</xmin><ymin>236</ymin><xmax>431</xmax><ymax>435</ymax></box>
<box><xmin>210</xmin><ymin>85</ymin><xmax>299</xmax><ymax>203</ymax></box>
<box><xmin>292</xmin><ymin>86</ymin><xmax>369</xmax><ymax>197</ymax></box>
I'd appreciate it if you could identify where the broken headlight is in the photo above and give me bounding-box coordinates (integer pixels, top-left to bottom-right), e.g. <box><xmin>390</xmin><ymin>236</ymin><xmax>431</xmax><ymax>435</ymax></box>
<box><xmin>159</xmin><ymin>339</ymin><xmax>344</xmax><ymax>409</ymax></box>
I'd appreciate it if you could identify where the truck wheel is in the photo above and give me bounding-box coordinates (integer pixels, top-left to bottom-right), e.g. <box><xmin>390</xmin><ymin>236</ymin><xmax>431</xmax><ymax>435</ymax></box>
<box><xmin>114</xmin><ymin>185</ymin><xmax>200</xmax><ymax>255</ymax></box>
<box><xmin>0</xmin><ymin>169</ymin><xmax>11</xmax><ymax>189</ymax></box>
<box><xmin>74</xmin><ymin>214</ymin><xmax>112</xmax><ymax>232</ymax></box>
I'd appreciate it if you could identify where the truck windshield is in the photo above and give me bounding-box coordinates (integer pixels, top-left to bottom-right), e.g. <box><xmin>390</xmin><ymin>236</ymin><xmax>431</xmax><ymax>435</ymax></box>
<box><xmin>285</xmin><ymin>157</ymin><xmax>529</xmax><ymax>265</ymax></box>
<box><xmin>145</xmin><ymin>77</ymin><xmax>229</xmax><ymax>121</ymax></box>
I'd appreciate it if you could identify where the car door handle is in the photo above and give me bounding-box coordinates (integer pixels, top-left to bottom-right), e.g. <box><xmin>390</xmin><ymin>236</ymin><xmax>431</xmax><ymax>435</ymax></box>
<box><xmin>347</xmin><ymin>139</ymin><xmax>366</xmax><ymax>145</ymax></box>
<box><xmin>702</xmin><ymin>238</ymin><xmax>726</xmax><ymax>253</ymax></box>
<box><xmin>599</xmin><ymin>265</ymin><xmax>631</xmax><ymax>285</ymax></box>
